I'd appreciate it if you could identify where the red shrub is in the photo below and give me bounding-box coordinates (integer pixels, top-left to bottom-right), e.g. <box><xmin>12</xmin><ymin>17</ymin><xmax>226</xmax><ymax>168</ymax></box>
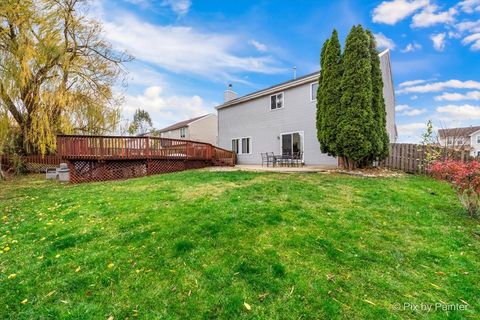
<box><xmin>430</xmin><ymin>160</ymin><xmax>480</xmax><ymax>218</ymax></box>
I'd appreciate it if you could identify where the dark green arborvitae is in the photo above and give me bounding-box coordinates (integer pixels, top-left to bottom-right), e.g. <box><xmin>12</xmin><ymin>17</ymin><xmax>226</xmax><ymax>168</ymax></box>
<box><xmin>336</xmin><ymin>25</ymin><xmax>374</xmax><ymax>167</ymax></box>
<box><xmin>316</xmin><ymin>30</ymin><xmax>342</xmax><ymax>156</ymax></box>
<box><xmin>316</xmin><ymin>38</ymin><xmax>329</xmax><ymax>152</ymax></box>
<box><xmin>366</xmin><ymin>30</ymin><xmax>390</xmax><ymax>160</ymax></box>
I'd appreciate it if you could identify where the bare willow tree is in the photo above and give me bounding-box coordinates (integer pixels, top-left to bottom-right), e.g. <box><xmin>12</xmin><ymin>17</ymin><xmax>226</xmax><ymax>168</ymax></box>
<box><xmin>0</xmin><ymin>0</ymin><xmax>132</xmax><ymax>155</ymax></box>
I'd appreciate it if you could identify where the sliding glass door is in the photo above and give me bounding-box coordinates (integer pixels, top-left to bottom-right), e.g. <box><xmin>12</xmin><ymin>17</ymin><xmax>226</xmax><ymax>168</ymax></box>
<box><xmin>281</xmin><ymin>132</ymin><xmax>303</xmax><ymax>158</ymax></box>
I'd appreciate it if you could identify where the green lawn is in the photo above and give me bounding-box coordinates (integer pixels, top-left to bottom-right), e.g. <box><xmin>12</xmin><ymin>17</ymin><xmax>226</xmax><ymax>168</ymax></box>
<box><xmin>0</xmin><ymin>171</ymin><xmax>479</xmax><ymax>319</ymax></box>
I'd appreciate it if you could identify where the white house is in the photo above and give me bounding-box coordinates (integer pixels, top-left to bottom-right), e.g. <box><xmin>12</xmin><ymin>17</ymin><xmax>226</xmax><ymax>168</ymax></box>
<box><xmin>216</xmin><ymin>49</ymin><xmax>397</xmax><ymax>166</ymax></box>
<box><xmin>157</xmin><ymin>114</ymin><xmax>218</xmax><ymax>145</ymax></box>
<box><xmin>438</xmin><ymin>126</ymin><xmax>480</xmax><ymax>157</ymax></box>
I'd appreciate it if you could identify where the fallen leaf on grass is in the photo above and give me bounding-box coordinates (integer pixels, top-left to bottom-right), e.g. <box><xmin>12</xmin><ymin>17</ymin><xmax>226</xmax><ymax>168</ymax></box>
<box><xmin>430</xmin><ymin>283</ymin><xmax>441</xmax><ymax>290</ymax></box>
<box><xmin>364</xmin><ymin>299</ymin><xmax>376</xmax><ymax>306</ymax></box>
<box><xmin>258</xmin><ymin>293</ymin><xmax>269</xmax><ymax>302</ymax></box>
<box><xmin>107</xmin><ymin>316</ymin><xmax>114</xmax><ymax>320</ymax></box>
<box><xmin>46</xmin><ymin>290</ymin><xmax>56</xmax><ymax>297</ymax></box>
<box><xmin>107</xmin><ymin>263</ymin><xmax>114</xmax><ymax>269</ymax></box>
<box><xmin>21</xmin><ymin>299</ymin><xmax>28</xmax><ymax>305</ymax></box>
<box><xmin>8</xmin><ymin>274</ymin><xmax>16</xmax><ymax>279</ymax></box>
<box><xmin>243</xmin><ymin>302</ymin><xmax>251</xmax><ymax>311</ymax></box>
<box><xmin>75</xmin><ymin>267</ymin><xmax>81</xmax><ymax>272</ymax></box>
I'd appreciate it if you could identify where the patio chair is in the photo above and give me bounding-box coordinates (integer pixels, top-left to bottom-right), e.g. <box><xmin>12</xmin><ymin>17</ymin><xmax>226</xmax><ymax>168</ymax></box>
<box><xmin>261</xmin><ymin>153</ymin><xmax>268</xmax><ymax>167</ymax></box>
<box><xmin>267</xmin><ymin>152</ymin><xmax>277</xmax><ymax>167</ymax></box>
<box><xmin>292</xmin><ymin>151</ymin><xmax>303</xmax><ymax>167</ymax></box>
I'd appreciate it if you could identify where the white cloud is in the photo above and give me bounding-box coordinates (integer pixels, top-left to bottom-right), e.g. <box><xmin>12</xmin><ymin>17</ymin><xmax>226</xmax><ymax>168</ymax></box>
<box><xmin>430</xmin><ymin>32</ymin><xmax>446</xmax><ymax>51</ymax></box>
<box><xmin>462</xmin><ymin>32</ymin><xmax>480</xmax><ymax>50</ymax></box>
<box><xmin>398</xmin><ymin>79</ymin><xmax>480</xmax><ymax>93</ymax></box>
<box><xmin>123</xmin><ymin>86</ymin><xmax>213</xmax><ymax>129</ymax></box>
<box><xmin>434</xmin><ymin>91</ymin><xmax>480</xmax><ymax>101</ymax></box>
<box><xmin>401</xmin><ymin>42</ymin><xmax>422</xmax><ymax>52</ymax></box>
<box><xmin>448</xmin><ymin>31</ymin><xmax>462</xmax><ymax>39</ymax></box>
<box><xmin>399</xmin><ymin>79</ymin><xmax>427</xmax><ymax>87</ymax></box>
<box><xmin>403</xmin><ymin>108</ymin><xmax>427</xmax><ymax>116</ymax></box>
<box><xmin>411</xmin><ymin>95</ymin><xmax>419</xmax><ymax>100</ymax></box>
<box><xmin>396</xmin><ymin>104</ymin><xmax>411</xmax><ymax>111</ymax></box>
<box><xmin>249</xmin><ymin>39</ymin><xmax>268</xmax><ymax>52</ymax></box>
<box><xmin>162</xmin><ymin>0</ymin><xmax>191</xmax><ymax>16</ymax></box>
<box><xmin>411</xmin><ymin>5</ymin><xmax>457</xmax><ymax>28</ymax></box>
<box><xmin>372</xmin><ymin>0</ymin><xmax>429</xmax><ymax>25</ymax></box>
<box><xmin>455</xmin><ymin>19</ymin><xmax>480</xmax><ymax>32</ymax></box>
<box><xmin>395</xmin><ymin>104</ymin><xmax>427</xmax><ymax>116</ymax></box>
<box><xmin>457</xmin><ymin>0</ymin><xmax>480</xmax><ymax>13</ymax></box>
<box><xmin>436</xmin><ymin>104</ymin><xmax>480</xmax><ymax>120</ymax></box>
<box><xmin>101</xmin><ymin>13</ymin><xmax>284</xmax><ymax>81</ymax></box>
<box><xmin>374</xmin><ymin>33</ymin><xmax>396</xmax><ymax>50</ymax></box>
<box><xmin>397</xmin><ymin>122</ymin><xmax>428</xmax><ymax>141</ymax></box>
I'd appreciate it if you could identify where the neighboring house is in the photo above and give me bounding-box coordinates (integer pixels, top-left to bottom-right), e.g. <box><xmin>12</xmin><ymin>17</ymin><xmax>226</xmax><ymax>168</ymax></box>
<box><xmin>157</xmin><ymin>114</ymin><xmax>218</xmax><ymax>145</ymax></box>
<box><xmin>438</xmin><ymin>126</ymin><xmax>480</xmax><ymax>157</ymax></box>
<box><xmin>216</xmin><ymin>49</ymin><xmax>397</xmax><ymax>166</ymax></box>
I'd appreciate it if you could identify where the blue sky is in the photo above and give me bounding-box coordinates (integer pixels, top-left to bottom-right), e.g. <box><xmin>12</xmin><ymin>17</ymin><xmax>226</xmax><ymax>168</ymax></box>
<box><xmin>93</xmin><ymin>0</ymin><xmax>480</xmax><ymax>142</ymax></box>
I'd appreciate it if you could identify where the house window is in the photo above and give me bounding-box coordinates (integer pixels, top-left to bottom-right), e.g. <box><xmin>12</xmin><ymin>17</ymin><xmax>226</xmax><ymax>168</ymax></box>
<box><xmin>270</xmin><ymin>92</ymin><xmax>284</xmax><ymax>110</ymax></box>
<box><xmin>311</xmin><ymin>82</ymin><xmax>319</xmax><ymax>101</ymax></box>
<box><xmin>180</xmin><ymin>127</ymin><xmax>186</xmax><ymax>138</ymax></box>
<box><xmin>477</xmin><ymin>151</ymin><xmax>480</xmax><ymax>157</ymax></box>
<box><xmin>241</xmin><ymin>138</ymin><xmax>251</xmax><ymax>154</ymax></box>
<box><xmin>477</xmin><ymin>135</ymin><xmax>480</xmax><ymax>144</ymax></box>
<box><xmin>231</xmin><ymin>137</ymin><xmax>252</xmax><ymax>154</ymax></box>
<box><xmin>447</xmin><ymin>137</ymin><xmax>454</xmax><ymax>145</ymax></box>
<box><xmin>232</xmin><ymin>139</ymin><xmax>239</xmax><ymax>153</ymax></box>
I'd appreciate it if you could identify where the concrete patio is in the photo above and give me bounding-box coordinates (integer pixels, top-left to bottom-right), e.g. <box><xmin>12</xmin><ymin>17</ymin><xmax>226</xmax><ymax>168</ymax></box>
<box><xmin>205</xmin><ymin>164</ymin><xmax>337</xmax><ymax>173</ymax></box>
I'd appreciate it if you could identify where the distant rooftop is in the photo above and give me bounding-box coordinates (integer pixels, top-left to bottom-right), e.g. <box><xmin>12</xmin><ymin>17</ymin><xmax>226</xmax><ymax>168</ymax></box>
<box><xmin>438</xmin><ymin>126</ymin><xmax>480</xmax><ymax>138</ymax></box>
<box><xmin>157</xmin><ymin>114</ymin><xmax>211</xmax><ymax>133</ymax></box>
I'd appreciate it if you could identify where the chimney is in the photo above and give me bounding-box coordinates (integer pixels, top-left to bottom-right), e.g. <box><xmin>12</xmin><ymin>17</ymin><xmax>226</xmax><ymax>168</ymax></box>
<box><xmin>224</xmin><ymin>83</ymin><xmax>237</xmax><ymax>103</ymax></box>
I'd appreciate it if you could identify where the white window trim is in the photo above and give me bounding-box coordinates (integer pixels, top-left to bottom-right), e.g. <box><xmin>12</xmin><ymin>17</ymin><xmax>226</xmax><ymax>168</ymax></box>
<box><xmin>270</xmin><ymin>92</ymin><xmax>285</xmax><ymax>111</ymax></box>
<box><xmin>279</xmin><ymin>131</ymin><xmax>304</xmax><ymax>161</ymax></box>
<box><xmin>310</xmin><ymin>82</ymin><xmax>319</xmax><ymax>102</ymax></box>
<box><xmin>476</xmin><ymin>135</ymin><xmax>480</xmax><ymax>144</ymax></box>
<box><xmin>232</xmin><ymin>136</ymin><xmax>253</xmax><ymax>155</ymax></box>
<box><xmin>180</xmin><ymin>127</ymin><xmax>186</xmax><ymax>138</ymax></box>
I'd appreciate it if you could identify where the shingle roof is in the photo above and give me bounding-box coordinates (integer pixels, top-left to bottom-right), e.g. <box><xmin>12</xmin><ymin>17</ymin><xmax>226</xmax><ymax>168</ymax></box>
<box><xmin>216</xmin><ymin>71</ymin><xmax>320</xmax><ymax>109</ymax></box>
<box><xmin>438</xmin><ymin>126</ymin><xmax>480</xmax><ymax>138</ymax></box>
<box><xmin>157</xmin><ymin>114</ymin><xmax>210</xmax><ymax>133</ymax></box>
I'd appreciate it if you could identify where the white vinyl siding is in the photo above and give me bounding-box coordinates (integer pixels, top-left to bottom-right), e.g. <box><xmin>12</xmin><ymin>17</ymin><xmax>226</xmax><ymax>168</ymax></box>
<box><xmin>270</xmin><ymin>92</ymin><xmax>284</xmax><ymax>110</ymax></box>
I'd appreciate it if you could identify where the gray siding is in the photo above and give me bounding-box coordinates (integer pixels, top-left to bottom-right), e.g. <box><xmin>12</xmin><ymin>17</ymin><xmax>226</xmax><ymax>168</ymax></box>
<box><xmin>218</xmin><ymin>51</ymin><xmax>396</xmax><ymax>165</ymax></box>
<box><xmin>218</xmin><ymin>81</ymin><xmax>337</xmax><ymax>166</ymax></box>
<box><xmin>380</xmin><ymin>50</ymin><xmax>397</xmax><ymax>142</ymax></box>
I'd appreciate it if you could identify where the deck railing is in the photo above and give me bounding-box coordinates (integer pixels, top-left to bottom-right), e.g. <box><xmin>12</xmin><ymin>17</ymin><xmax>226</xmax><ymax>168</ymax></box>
<box><xmin>56</xmin><ymin>135</ymin><xmax>235</xmax><ymax>164</ymax></box>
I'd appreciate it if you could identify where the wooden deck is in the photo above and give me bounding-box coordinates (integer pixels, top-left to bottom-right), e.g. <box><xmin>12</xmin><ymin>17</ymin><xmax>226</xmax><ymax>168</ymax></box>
<box><xmin>56</xmin><ymin>135</ymin><xmax>235</xmax><ymax>183</ymax></box>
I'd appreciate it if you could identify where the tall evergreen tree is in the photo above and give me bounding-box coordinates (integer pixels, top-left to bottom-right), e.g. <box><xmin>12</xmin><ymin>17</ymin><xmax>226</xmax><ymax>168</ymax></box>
<box><xmin>336</xmin><ymin>25</ymin><xmax>374</xmax><ymax>168</ymax></box>
<box><xmin>316</xmin><ymin>38</ymin><xmax>329</xmax><ymax>151</ymax></box>
<box><xmin>321</xmin><ymin>30</ymin><xmax>342</xmax><ymax>156</ymax></box>
<box><xmin>366</xmin><ymin>30</ymin><xmax>390</xmax><ymax>159</ymax></box>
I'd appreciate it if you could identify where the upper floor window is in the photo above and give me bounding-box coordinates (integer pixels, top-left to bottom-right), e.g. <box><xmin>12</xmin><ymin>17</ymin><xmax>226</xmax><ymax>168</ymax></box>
<box><xmin>180</xmin><ymin>127</ymin><xmax>186</xmax><ymax>138</ymax></box>
<box><xmin>447</xmin><ymin>137</ymin><xmax>454</xmax><ymax>145</ymax></box>
<box><xmin>311</xmin><ymin>82</ymin><xmax>319</xmax><ymax>102</ymax></box>
<box><xmin>477</xmin><ymin>135</ymin><xmax>480</xmax><ymax>144</ymax></box>
<box><xmin>270</xmin><ymin>92</ymin><xmax>284</xmax><ymax>110</ymax></box>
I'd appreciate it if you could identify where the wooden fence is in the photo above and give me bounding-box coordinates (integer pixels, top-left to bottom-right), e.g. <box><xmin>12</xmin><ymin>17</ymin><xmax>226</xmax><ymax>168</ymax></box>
<box><xmin>1</xmin><ymin>154</ymin><xmax>61</xmax><ymax>173</ymax></box>
<box><xmin>380</xmin><ymin>143</ymin><xmax>472</xmax><ymax>174</ymax></box>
